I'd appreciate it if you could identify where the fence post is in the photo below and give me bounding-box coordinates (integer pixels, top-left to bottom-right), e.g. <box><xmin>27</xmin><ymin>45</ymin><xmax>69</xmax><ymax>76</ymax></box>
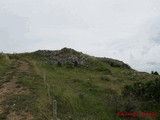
<box><xmin>43</xmin><ymin>71</ymin><xmax>47</xmax><ymax>89</ymax></box>
<box><xmin>47</xmin><ymin>84</ymin><xmax>51</xmax><ymax>105</ymax></box>
<box><xmin>53</xmin><ymin>100</ymin><xmax>57</xmax><ymax>120</ymax></box>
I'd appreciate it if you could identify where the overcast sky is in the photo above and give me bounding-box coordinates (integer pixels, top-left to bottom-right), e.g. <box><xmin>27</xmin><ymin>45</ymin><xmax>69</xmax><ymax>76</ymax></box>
<box><xmin>0</xmin><ymin>0</ymin><xmax>160</xmax><ymax>73</ymax></box>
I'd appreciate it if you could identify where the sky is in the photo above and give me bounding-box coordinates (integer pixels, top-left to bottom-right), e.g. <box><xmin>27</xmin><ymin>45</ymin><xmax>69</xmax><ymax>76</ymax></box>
<box><xmin>0</xmin><ymin>0</ymin><xmax>160</xmax><ymax>73</ymax></box>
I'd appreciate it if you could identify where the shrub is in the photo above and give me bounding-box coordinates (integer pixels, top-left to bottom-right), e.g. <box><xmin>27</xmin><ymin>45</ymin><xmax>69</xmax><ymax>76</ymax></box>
<box><xmin>151</xmin><ymin>71</ymin><xmax>159</xmax><ymax>75</ymax></box>
<box><xmin>122</xmin><ymin>78</ymin><xmax>160</xmax><ymax>111</ymax></box>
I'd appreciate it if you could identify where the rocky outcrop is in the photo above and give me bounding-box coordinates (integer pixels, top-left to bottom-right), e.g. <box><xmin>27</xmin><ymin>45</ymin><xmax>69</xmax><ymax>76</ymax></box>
<box><xmin>97</xmin><ymin>57</ymin><xmax>130</xmax><ymax>69</ymax></box>
<box><xmin>35</xmin><ymin>47</ymin><xmax>131</xmax><ymax>69</ymax></box>
<box><xmin>35</xmin><ymin>48</ymin><xmax>89</xmax><ymax>67</ymax></box>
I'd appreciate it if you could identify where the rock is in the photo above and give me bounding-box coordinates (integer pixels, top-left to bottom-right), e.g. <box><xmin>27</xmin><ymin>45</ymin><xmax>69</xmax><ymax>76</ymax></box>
<box><xmin>35</xmin><ymin>47</ymin><xmax>131</xmax><ymax>69</ymax></box>
<box><xmin>35</xmin><ymin>48</ymin><xmax>89</xmax><ymax>67</ymax></box>
<box><xmin>97</xmin><ymin>57</ymin><xmax>131</xmax><ymax>69</ymax></box>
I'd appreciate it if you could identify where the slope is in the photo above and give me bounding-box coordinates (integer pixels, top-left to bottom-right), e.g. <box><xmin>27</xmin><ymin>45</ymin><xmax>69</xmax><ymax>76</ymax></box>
<box><xmin>0</xmin><ymin>48</ymin><xmax>159</xmax><ymax>120</ymax></box>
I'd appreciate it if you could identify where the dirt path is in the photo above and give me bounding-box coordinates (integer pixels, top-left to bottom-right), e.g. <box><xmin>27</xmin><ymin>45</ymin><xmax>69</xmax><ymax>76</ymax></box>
<box><xmin>0</xmin><ymin>60</ymin><xmax>33</xmax><ymax>120</ymax></box>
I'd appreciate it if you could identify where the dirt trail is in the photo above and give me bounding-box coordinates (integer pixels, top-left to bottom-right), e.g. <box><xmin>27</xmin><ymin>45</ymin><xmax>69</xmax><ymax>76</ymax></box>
<box><xmin>0</xmin><ymin>60</ymin><xmax>33</xmax><ymax>120</ymax></box>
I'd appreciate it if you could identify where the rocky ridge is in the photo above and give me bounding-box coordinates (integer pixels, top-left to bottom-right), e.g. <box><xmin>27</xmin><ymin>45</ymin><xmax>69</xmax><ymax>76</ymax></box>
<box><xmin>35</xmin><ymin>48</ymin><xmax>89</xmax><ymax>67</ymax></box>
<box><xmin>35</xmin><ymin>47</ymin><xmax>131</xmax><ymax>68</ymax></box>
<box><xmin>97</xmin><ymin>57</ymin><xmax>130</xmax><ymax>69</ymax></box>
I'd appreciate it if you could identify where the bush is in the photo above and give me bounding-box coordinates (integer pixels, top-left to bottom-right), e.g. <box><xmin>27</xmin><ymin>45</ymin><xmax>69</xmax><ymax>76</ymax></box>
<box><xmin>107</xmin><ymin>92</ymin><xmax>136</xmax><ymax>113</ymax></box>
<box><xmin>151</xmin><ymin>71</ymin><xmax>159</xmax><ymax>75</ymax></box>
<box><xmin>100</xmin><ymin>75</ymin><xmax>111</xmax><ymax>81</ymax></box>
<box><xmin>123</xmin><ymin>78</ymin><xmax>160</xmax><ymax>102</ymax></box>
<box><xmin>122</xmin><ymin>78</ymin><xmax>160</xmax><ymax>112</ymax></box>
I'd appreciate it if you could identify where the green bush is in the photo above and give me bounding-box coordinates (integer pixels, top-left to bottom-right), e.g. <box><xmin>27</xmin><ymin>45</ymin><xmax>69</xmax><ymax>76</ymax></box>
<box><xmin>122</xmin><ymin>78</ymin><xmax>160</xmax><ymax>113</ymax></box>
<box><xmin>123</xmin><ymin>78</ymin><xmax>160</xmax><ymax>102</ymax></box>
<box><xmin>151</xmin><ymin>71</ymin><xmax>159</xmax><ymax>75</ymax></box>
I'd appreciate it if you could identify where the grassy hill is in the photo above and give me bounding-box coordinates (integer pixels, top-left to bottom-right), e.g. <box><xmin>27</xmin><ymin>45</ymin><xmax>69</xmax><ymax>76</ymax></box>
<box><xmin>0</xmin><ymin>48</ymin><xmax>159</xmax><ymax>120</ymax></box>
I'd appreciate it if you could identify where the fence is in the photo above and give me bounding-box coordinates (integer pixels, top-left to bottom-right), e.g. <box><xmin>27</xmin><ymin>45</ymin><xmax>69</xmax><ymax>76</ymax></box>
<box><xmin>43</xmin><ymin>71</ymin><xmax>58</xmax><ymax>120</ymax></box>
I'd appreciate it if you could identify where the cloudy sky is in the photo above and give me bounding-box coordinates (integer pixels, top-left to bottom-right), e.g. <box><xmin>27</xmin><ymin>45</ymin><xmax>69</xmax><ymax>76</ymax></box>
<box><xmin>0</xmin><ymin>0</ymin><xmax>160</xmax><ymax>73</ymax></box>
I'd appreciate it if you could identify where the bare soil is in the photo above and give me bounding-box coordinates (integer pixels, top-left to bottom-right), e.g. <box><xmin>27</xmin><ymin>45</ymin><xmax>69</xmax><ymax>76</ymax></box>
<box><xmin>0</xmin><ymin>60</ymin><xmax>33</xmax><ymax>120</ymax></box>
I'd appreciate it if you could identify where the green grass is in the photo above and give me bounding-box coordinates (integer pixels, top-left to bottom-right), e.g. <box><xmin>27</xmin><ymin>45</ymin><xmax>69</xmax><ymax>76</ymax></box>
<box><xmin>33</xmin><ymin>61</ymin><xmax>124</xmax><ymax>119</ymax></box>
<box><xmin>16</xmin><ymin>56</ymin><xmax>120</xmax><ymax>119</ymax></box>
<box><xmin>0</xmin><ymin>53</ymin><xmax>12</xmax><ymax>75</ymax></box>
<box><xmin>0</xmin><ymin>52</ymin><xmax>159</xmax><ymax>120</ymax></box>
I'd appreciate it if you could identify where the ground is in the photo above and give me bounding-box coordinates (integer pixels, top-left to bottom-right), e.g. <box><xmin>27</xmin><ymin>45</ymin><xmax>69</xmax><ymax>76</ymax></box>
<box><xmin>0</xmin><ymin>60</ymin><xmax>33</xmax><ymax>120</ymax></box>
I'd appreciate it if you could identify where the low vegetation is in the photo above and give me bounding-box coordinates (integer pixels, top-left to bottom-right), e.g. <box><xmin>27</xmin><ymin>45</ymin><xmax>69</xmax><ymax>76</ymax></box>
<box><xmin>0</xmin><ymin>48</ymin><xmax>159</xmax><ymax>120</ymax></box>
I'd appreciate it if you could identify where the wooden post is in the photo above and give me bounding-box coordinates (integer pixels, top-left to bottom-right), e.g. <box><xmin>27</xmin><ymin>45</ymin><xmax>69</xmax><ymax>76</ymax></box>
<box><xmin>53</xmin><ymin>100</ymin><xmax>57</xmax><ymax>120</ymax></box>
<box><xmin>47</xmin><ymin>84</ymin><xmax>51</xmax><ymax>105</ymax></box>
<box><xmin>43</xmin><ymin>71</ymin><xmax>47</xmax><ymax>89</ymax></box>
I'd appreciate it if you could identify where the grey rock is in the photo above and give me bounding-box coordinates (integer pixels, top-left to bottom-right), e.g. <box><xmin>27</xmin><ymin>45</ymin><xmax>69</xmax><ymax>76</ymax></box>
<box><xmin>35</xmin><ymin>47</ymin><xmax>89</xmax><ymax>67</ymax></box>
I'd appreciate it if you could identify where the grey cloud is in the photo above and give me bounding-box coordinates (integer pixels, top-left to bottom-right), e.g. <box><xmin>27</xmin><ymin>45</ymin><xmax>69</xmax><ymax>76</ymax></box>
<box><xmin>146</xmin><ymin>61</ymin><xmax>160</xmax><ymax>65</ymax></box>
<box><xmin>141</xmin><ymin>47</ymin><xmax>150</xmax><ymax>55</ymax></box>
<box><xmin>0</xmin><ymin>0</ymin><xmax>160</xmax><ymax>73</ymax></box>
<box><xmin>0</xmin><ymin>10</ymin><xmax>30</xmax><ymax>52</ymax></box>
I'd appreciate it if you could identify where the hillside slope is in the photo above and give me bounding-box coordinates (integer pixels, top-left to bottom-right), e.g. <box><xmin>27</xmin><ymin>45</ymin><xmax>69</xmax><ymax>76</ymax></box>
<box><xmin>0</xmin><ymin>48</ymin><xmax>159</xmax><ymax>120</ymax></box>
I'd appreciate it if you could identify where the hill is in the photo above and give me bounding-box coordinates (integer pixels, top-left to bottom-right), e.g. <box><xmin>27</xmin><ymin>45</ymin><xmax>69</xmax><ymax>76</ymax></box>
<box><xmin>0</xmin><ymin>48</ymin><xmax>159</xmax><ymax>120</ymax></box>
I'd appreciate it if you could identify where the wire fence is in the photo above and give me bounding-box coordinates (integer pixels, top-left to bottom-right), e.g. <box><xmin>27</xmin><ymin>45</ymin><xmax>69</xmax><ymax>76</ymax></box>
<box><xmin>43</xmin><ymin>71</ymin><xmax>58</xmax><ymax>120</ymax></box>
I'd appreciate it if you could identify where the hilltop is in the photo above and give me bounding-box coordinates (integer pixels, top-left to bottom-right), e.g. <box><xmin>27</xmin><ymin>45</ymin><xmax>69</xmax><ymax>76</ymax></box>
<box><xmin>0</xmin><ymin>48</ymin><xmax>159</xmax><ymax>120</ymax></box>
<box><xmin>35</xmin><ymin>47</ymin><xmax>130</xmax><ymax>68</ymax></box>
